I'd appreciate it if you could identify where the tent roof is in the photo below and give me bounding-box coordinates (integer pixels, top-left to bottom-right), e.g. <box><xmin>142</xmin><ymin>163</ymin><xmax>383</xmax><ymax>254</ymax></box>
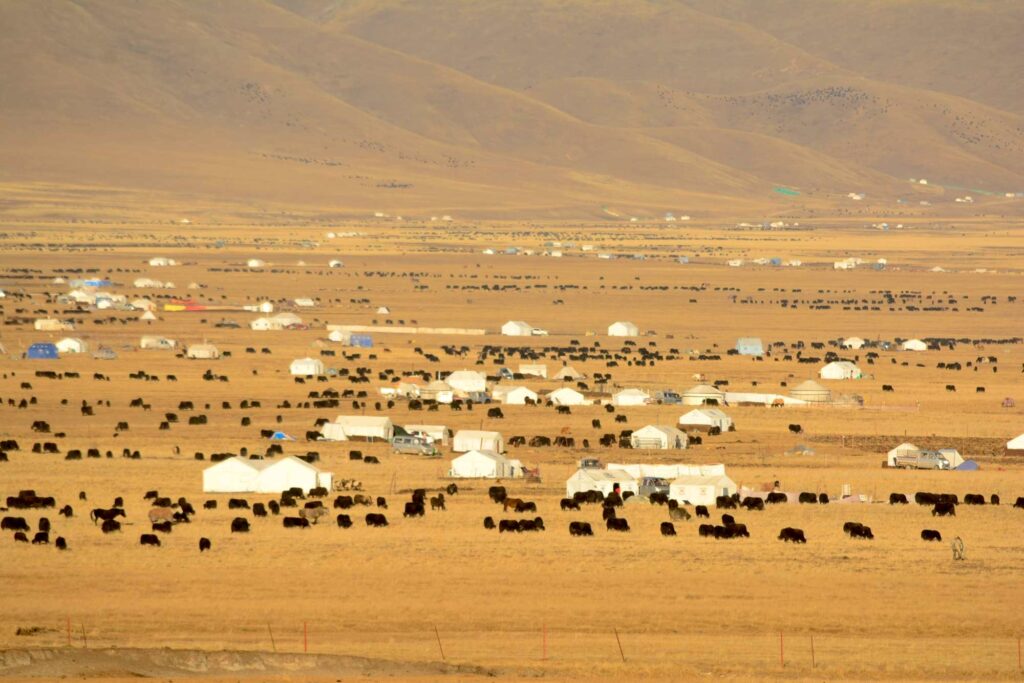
<box><xmin>334</xmin><ymin>415</ymin><xmax>392</xmax><ymax>427</ymax></box>
<box><xmin>453</xmin><ymin>449</ymin><xmax>506</xmax><ymax>463</ymax></box>
<box><xmin>792</xmin><ymin>380</ymin><xmax>829</xmax><ymax>393</ymax></box>
<box><xmin>572</xmin><ymin>468</ymin><xmax>636</xmax><ymax>483</ymax></box>
<box><xmin>683</xmin><ymin>384</ymin><xmax>724</xmax><ymax>396</ymax></box>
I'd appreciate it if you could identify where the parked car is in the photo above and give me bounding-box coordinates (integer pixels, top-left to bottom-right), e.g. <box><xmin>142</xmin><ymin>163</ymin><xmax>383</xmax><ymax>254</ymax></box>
<box><xmin>654</xmin><ymin>391</ymin><xmax>682</xmax><ymax>405</ymax></box>
<box><xmin>638</xmin><ymin>477</ymin><xmax>670</xmax><ymax>498</ymax></box>
<box><xmin>391</xmin><ymin>435</ymin><xmax>438</xmax><ymax>456</ymax></box>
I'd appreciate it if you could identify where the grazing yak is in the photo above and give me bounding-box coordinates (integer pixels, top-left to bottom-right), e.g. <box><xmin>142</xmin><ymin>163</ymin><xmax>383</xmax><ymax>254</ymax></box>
<box><xmin>55</xmin><ymin>536</ymin><xmax>68</xmax><ymax>550</ymax></box>
<box><xmin>889</xmin><ymin>493</ymin><xmax>909</xmax><ymax>505</ymax></box>
<box><xmin>778</xmin><ymin>527</ymin><xmax>807</xmax><ymax>543</ymax></box>
<box><xmin>199</xmin><ymin>537</ymin><xmax>212</xmax><ymax>552</ymax></box>
<box><xmin>741</xmin><ymin>497</ymin><xmax>765</xmax><ymax>511</ymax></box>
<box><xmin>230</xmin><ymin>517</ymin><xmax>250</xmax><ymax>533</ymax></box>
<box><xmin>283</xmin><ymin>516</ymin><xmax>310</xmax><ymax>529</ymax></box>
<box><xmin>921</xmin><ymin>529</ymin><xmax>942</xmax><ymax>542</ymax></box>
<box><xmin>660</xmin><ymin>522</ymin><xmax>677</xmax><ymax>536</ymax></box>
<box><xmin>932</xmin><ymin>502</ymin><xmax>956</xmax><ymax>517</ymax></box>
<box><xmin>606</xmin><ymin>518</ymin><xmax>630</xmax><ymax>532</ymax></box>
<box><xmin>560</xmin><ymin>498</ymin><xmax>580</xmax><ymax>511</ymax></box>
<box><xmin>843</xmin><ymin>522</ymin><xmax>874</xmax><ymax>539</ymax></box>
<box><xmin>569</xmin><ymin>521</ymin><xmax>594</xmax><ymax>536</ymax></box>
<box><xmin>365</xmin><ymin>513</ymin><xmax>388</xmax><ymax>527</ymax></box>
<box><xmin>101</xmin><ymin>519</ymin><xmax>122</xmax><ymax>534</ymax></box>
<box><xmin>483</xmin><ymin>516</ymin><xmax>495</xmax><ymax>529</ymax></box>
<box><xmin>336</xmin><ymin>514</ymin><xmax>353</xmax><ymax>528</ymax></box>
<box><xmin>139</xmin><ymin>533</ymin><xmax>161</xmax><ymax>547</ymax></box>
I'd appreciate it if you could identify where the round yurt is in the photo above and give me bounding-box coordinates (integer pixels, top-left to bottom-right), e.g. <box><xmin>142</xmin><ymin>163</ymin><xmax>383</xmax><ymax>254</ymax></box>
<box><xmin>790</xmin><ymin>380</ymin><xmax>832</xmax><ymax>403</ymax></box>
<box><xmin>681</xmin><ymin>384</ymin><xmax>726</xmax><ymax>406</ymax></box>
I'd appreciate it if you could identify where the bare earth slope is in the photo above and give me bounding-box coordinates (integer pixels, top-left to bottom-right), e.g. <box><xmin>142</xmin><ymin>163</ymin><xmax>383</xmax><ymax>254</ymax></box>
<box><xmin>0</xmin><ymin>0</ymin><xmax>1021</xmax><ymax>217</ymax></box>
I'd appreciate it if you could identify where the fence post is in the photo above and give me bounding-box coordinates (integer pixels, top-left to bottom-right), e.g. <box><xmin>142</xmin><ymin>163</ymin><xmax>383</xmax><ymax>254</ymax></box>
<box><xmin>433</xmin><ymin>624</ymin><xmax>445</xmax><ymax>661</ymax></box>
<box><xmin>613</xmin><ymin>628</ymin><xmax>625</xmax><ymax>663</ymax></box>
<box><xmin>81</xmin><ymin>623</ymin><xmax>88</xmax><ymax>649</ymax></box>
<box><xmin>779</xmin><ymin>632</ymin><xmax>784</xmax><ymax>668</ymax></box>
<box><xmin>303</xmin><ymin>622</ymin><xmax>308</xmax><ymax>653</ymax></box>
<box><xmin>542</xmin><ymin>622</ymin><xmax>547</xmax><ymax>661</ymax></box>
<box><xmin>66</xmin><ymin>616</ymin><xmax>71</xmax><ymax>647</ymax></box>
<box><xmin>267</xmin><ymin>623</ymin><xmax>276</xmax><ymax>652</ymax></box>
<box><xmin>810</xmin><ymin>635</ymin><xmax>815</xmax><ymax>669</ymax></box>
<box><xmin>1018</xmin><ymin>637</ymin><xmax>1021</xmax><ymax>672</ymax></box>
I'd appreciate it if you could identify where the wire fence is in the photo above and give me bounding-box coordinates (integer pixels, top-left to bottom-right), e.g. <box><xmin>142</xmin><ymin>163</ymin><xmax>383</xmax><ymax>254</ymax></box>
<box><xmin>7</xmin><ymin>618</ymin><xmax>1023</xmax><ymax>677</ymax></box>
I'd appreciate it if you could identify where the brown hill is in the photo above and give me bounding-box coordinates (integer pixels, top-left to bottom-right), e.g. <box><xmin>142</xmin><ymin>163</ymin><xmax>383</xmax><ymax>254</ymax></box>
<box><xmin>0</xmin><ymin>0</ymin><xmax>1020</xmax><ymax>219</ymax></box>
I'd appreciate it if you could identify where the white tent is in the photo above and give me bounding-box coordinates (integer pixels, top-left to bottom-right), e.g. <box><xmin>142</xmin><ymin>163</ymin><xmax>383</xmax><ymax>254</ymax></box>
<box><xmin>725</xmin><ymin>392</ymin><xmax>805</xmax><ymax>406</ymax></box>
<box><xmin>819</xmin><ymin>361</ymin><xmax>862</xmax><ymax>380</ymax></box>
<box><xmin>669</xmin><ymin>474</ymin><xmax>737</xmax><ymax>506</ymax></box>
<box><xmin>630</xmin><ymin>425</ymin><xmax>688</xmax><ymax>449</ymax></box>
<box><xmin>886</xmin><ymin>442</ymin><xmax>921</xmax><ymax>467</ymax></box>
<box><xmin>250</xmin><ymin>317</ymin><xmax>276</xmax><ymax>331</ymax></box>
<box><xmin>449</xmin><ymin>450</ymin><xmax>520</xmax><ymax>478</ymax></box>
<box><xmin>553</xmin><ymin>365</ymin><xmax>586</xmax><ymax>381</ymax></box>
<box><xmin>202</xmin><ymin>457</ymin><xmax>263</xmax><ymax>493</ymax></box>
<box><xmin>404</xmin><ymin>424</ymin><xmax>448</xmax><ymax>445</ymax></box>
<box><xmin>1007</xmin><ymin>434</ymin><xmax>1024</xmax><ymax>452</ymax></box>
<box><xmin>328</xmin><ymin>259</ymin><xmax>344</xmax><ymax>268</ymax></box>
<box><xmin>612</xmin><ymin>388</ymin><xmax>651</xmax><ymax>406</ymax></box>
<box><xmin>565</xmin><ymin>468</ymin><xmax>638</xmax><ymax>498</ymax></box>
<box><xmin>609</xmin><ymin>463</ymin><xmax>725</xmax><ymax>480</ymax></box>
<box><xmin>321</xmin><ymin>416</ymin><xmax>394</xmax><ymax>441</ymax></box>
<box><xmin>902</xmin><ymin>339</ymin><xmax>928</xmax><ymax>351</ymax></box>
<box><xmin>289</xmin><ymin>357</ymin><xmax>325</xmax><ymax>376</ymax></box>
<box><xmin>55</xmin><ymin>337</ymin><xmax>87</xmax><ymax>354</ymax></box>
<box><xmin>140</xmin><ymin>310</ymin><xmax>157</xmax><ymax>321</ymax></box>
<box><xmin>446</xmin><ymin>370</ymin><xmax>487</xmax><ymax>394</ymax></box>
<box><xmin>255</xmin><ymin>457</ymin><xmax>332</xmax><ymax>493</ymax></box>
<box><xmin>186</xmin><ymin>343</ymin><xmax>221</xmax><ymax>360</ymax></box>
<box><xmin>608</xmin><ymin>321</ymin><xmax>639</xmax><ymax>337</ymax></box>
<box><xmin>501</xmin><ymin>320</ymin><xmax>534</xmax><ymax>336</ymax></box>
<box><xmin>140</xmin><ymin>335</ymin><xmax>176</xmax><ymax>350</ymax></box>
<box><xmin>294</xmin><ymin>298</ymin><xmax>316</xmax><ymax>308</ymax></box>
<box><xmin>494</xmin><ymin>386</ymin><xmax>538</xmax><ymax>405</ymax></box>
<box><xmin>789</xmin><ymin>380</ymin><xmax>831</xmax><ymax>403</ymax></box>
<box><xmin>681</xmin><ymin>384</ymin><xmax>726</xmax><ymax>406</ymax></box>
<box><xmin>376</xmin><ymin>306</ymin><xmax>390</xmax><ymax>315</ymax></box>
<box><xmin>548</xmin><ymin>387</ymin><xmax>587</xmax><ymax>406</ymax></box>
<box><xmin>247</xmin><ymin>259</ymin><xmax>266</xmax><ymax>269</ymax></box>
<box><xmin>148</xmin><ymin>257</ymin><xmax>178</xmax><ymax>266</ymax></box>
<box><xmin>133</xmin><ymin>277</ymin><xmax>164</xmax><ymax>288</ymax></box>
<box><xmin>328</xmin><ymin>329</ymin><xmax>351</xmax><ymax>343</ymax></box>
<box><xmin>422</xmin><ymin>380</ymin><xmax>454</xmax><ymax>403</ymax></box>
<box><xmin>453</xmin><ymin>430</ymin><xmax>504</xmax><ymax>453</ymax></box>
<box><xmin>518</xmin><ymin>364</ymin><xmax>547</xmax><ymax>378</ymax></box>
<box><xmin>34</xmin><ymin>318</ymin><xmax>71</xmax><ymax>331</ymax></box>
<box><xmin>678</xmin><ymin>408</ymin><xmax>733</xmax><ymax>432</ymax></box>
<box><xmin>841</xmin><ymin>337</ymin><xmax>866</xmax><ymax>350</ymax></box>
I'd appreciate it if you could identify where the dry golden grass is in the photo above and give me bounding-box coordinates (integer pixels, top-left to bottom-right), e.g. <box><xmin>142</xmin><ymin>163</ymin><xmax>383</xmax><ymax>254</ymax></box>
<box><xmin>1</xmin><ymin>222</ymin><xmax>1023</xmax><ymax>680</ymax></box>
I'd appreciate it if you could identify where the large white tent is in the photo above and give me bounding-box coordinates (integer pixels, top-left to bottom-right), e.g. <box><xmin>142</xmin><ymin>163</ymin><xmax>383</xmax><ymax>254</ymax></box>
<box><xmin>669</xmin><ymin>474</ymin><xmax>737</xmax><ymax>506</ymax></box>
<box><xmin>789</xmin><ymin>380</ymin><xmax>832</xmax><ymax>403</ymax></box>
<box><xmin>886</xmin><ymin>442</ymin><xmax>920</xmax><ymax>467</ymax></box>
<box><xmin>202</xmin><ymin>456</ymin><xmax>332</xmax><ymax>494</ymax></box>
<box><xmin>494</xmin><ymin>386</ymin><xmax>538</xmax><ymax>405</ymax></box>
<box><xmin>681</xmin><ymin>384</ymin><xmax>726</xmax><ymax>406</ymax></box>
<box><xmin>552</xmin><ymin>365</ymin><xmax>586</xmax><ymax>381</ymax></box>
<box><xmin>55</xmin><ymin>337</ymin><xmax>87</xmax><ymax>354</ymax></box>
<box><xmin>819</xmin><ymin>361</ymin><xmax>862</xmax><ymax>380</ymax></box>
<box><xmin>611</xmin><ymin>388</ymin><xmax>651</xmax><ymax>406</ymax></box>
<box><xmin>501</xmin><ymin>320</ymin><xmax>534</xmax><ymax>336</ymax></box>
<box><xmin>608</xmin><ymin>321</ymin><xmax>639</xmax><ymax>337</ymax></box>
<box><xmin>446</xmin><ymin>370</ymin><xmax>487</xmax><ymax>394</ymax></box>
<box><xmin>678</xmin><ymin>408</ymin><xmax>733</xmax><ymax>432</ymax></box>
<box><xmin>186</xmin><ymin>343</ymin><xmax>220</xmax><ymax>359</ymax></box>
<box><xmin>140</xmin><ymin>335</ymin><xmax>176</xmax><ymax>350</ymax></box>
<box><xmin>289</xmin><ymin>357</ymin><xmax>325</xmax><ymax>376</ymax></box>
<box><xmin>518</xmin><ymin>364</ymin><xmax>547</xmax><ymax>378</ymax></box>
<box><xmin>630</xmin><ymin>425</ymin><xmax>688</xmax><ymax>449</ymax></box>
<box><xmin>449</xmin><ymin>450</ymin><xmax>521</xmax><ymax>478</ymax></box>
<box><xmin>548</xmin><ymin>387</ymin><xmax>587</xmax><ymax>406</ymax></box>
<box><xmin>321</xmin><ymin>416</ymin><xmax>394</xmax><ymax>441</ymax></box>
<box><xmin>452</xmin><ymin>430</ymin><xmax>504</xmax><ymax>453</ymax></box>
<box><xmin>565</xmin><ymin>468</ymin><xmax>638</xmax><ymax>498</ymax></box>
<box><xmin>902</xmin><ymin>339</ymin><xmax>928</xmax><ymax>351</ymax></box>
<box><xmin>1007</xmin><ymin>433</ymin><xmax>1024</xmax><ymax>452</ymax></box>
<box><xmin>841</xmin><ymin>337</ymin><xmax>866</xmax><ymax>350</ymax></box>
<box><xmin>404</xmin><ymin>424</ymin><xmax>448</xmax><ymax>445</ymax></box>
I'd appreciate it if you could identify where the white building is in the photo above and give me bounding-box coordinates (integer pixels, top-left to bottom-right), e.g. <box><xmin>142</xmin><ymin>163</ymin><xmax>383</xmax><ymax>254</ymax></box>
<box><xmin>902</xmin><ymin>339</ymin><xmax>928</xmax><ymax>351</ymax></box>
<box><xmin>148</xmin><ymin>257</ymin><xmax>178</xmax><ymax>266</ymax></box>
<box><xmin>321</xmin><ymin>416</ymin><xmax>394</xmax><ymax>442</ymax></box>
<box><xmin>789</xmin><ymin>380</ymin><xmax>831</xmax><ymax>403</ymax></box>
<box><xmin>133</xmin><ymin>277</ymin><xmax>164</xmax><ymax>288</ymax></box>
<box><xmin>608</xmin><ymin>321</ymin><xmax>639</xmax><ymax>337</ymax></box>
<box><xmin>55</xmin><ymin>337</ymin><xmax>87</xmax><ymax>354</ymax></box>
<box><xmin>819</xmin><ymin>361</ymin><xmax>862</xmax><ymax>380</ymax></box>
<box><xmin>668</xmin><ymin>473</ymin><xmax>737</xmax><ymax>506</ymax></box>
<box><xmin>202</xmin><ymin>456</ymin><xmax>332</xmax><ymax>494</ymax></box>
<box><xmin>446</xmin><ymin>370</ymin><xmax>487</xmax><ymax>394</ymax></box>
<box><xmin>548</xmin><ymin>387</ymin><xmax>587</xmax><ymax>406</ymax></box>
<box><xmin>289</xmin><ymin>357</ymin><xmax>325</xmax><ymax>376</ymax></box>
<box><xmin>565</xmin><ymin>468</ymin><xmax>638</xmax><ymax>498</ymax></box>
<box><xmin>678</xmin><ymin>408</ymin><xmax>733</xmax><ymax>432</ymax></box>
<box><xmin>452</xmin><ymin>430</ymin><xmax>504</xmax><ymax>453</ymax></box>
<box><xmin>611</xmin><ymin>388</ymin><xmax>651</xmax><ymax>406</ymax></box>
<box><xmin>630</xmin><ymin>425</ymin><xmax>688</xmax><ymax>450</ymax></box>
<box><xmin>449</xmin><ymin>450</ymin><xmax>522</xmax><ymax>478</ymax></box>
<box><xmin>501</xmin><ymin>320</ymin><xmax>534</xmax><ymax>336</ymax></box>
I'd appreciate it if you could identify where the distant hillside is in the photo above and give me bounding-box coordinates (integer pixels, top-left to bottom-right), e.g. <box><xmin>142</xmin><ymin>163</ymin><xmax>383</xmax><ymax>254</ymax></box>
<box><xmin>0</xmin><ymin>0</ymin><xmax>1020</xmax><ymax>219</ymax></box>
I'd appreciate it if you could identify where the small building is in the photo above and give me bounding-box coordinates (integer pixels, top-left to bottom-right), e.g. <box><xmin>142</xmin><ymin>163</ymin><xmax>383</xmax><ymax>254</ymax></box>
<box><xmin>446</xmin><ymin>370</ymin><xmax>487</xmax><ymax>394</ymax></box>
<box><xmin>148</xmin><ymin>257</ymin><xmax>178</xmax><ymax>266</ymax></box>
<box><xmin>289</xmin><ymin>357</ymin><xmax>325</xmax><ymax>376</ymax></box>
<box><xmin>902</xmin><ymin>339</ymin><xmax>928</xmax><ymax>351</ymax></box>
<box><xmin>55</xmin><ymin>337</ymin><xmax>87</xmax><ymax>354</ymax></box>
<box><xmin>841</xmin><ymin>337</ymin><xmax>866</xmax><ymax>350</ymax></box>
<box><xmin>565</xmin><ymin>468</ymin><xmax>638</xmax><ymax>498</ymax></box>
<box><xmin>630</xmin><ymin>425</ymin><xmax>688</xmax><ymax>450</ymax></box>
<box><xmin>681</xmin><ymin>384</ymin><xmax>726</xmax><ymax>406</ymax></box>
<box><xmin>819</xmin><ymin>361</ymin><xmax>862</xmax><ymax>380</ymax></box>
<box><xmin>668</xmin><ymin>474</ymin><xmax>737</xmax><ymax>506</ymax></box>
<box><xmin>611</xmin><ymin>388</ymin><xmax>651</xmax><ymax>406</ymax></box>
<box><xmin>553</xmin><ymin>365</ymin><xmax>586</xmax><ymax>381</ymax></box>
<box><xmin>26</xmin><ymin>343</ymin><xmax>59</xmax><ymax>360</ymax></box>
<box><xmin>678</xmin><ymin>408</ymin><xmax>733</xmax><ymax>432</ymax></box>
<box><xmin>735</xmin><ymin>337</ymin><xmax>764</xmax><ymax>356</ymax></box>
<box><xmin>518</xmin><ymin>363</ymin><xmax>547</xmax><ymax>378</ymax></box>
<box><xmin>321</xmin><ymin>415</ymin><xmax>394</xmax><ymax>442</ymax></box>
<box><xmin>789</xmin><ymin>380</ymin><xmax>831</xmax><ymax>403</ymax></box>
<box><xmin>328</xmin><ymin>259</ymin><xmax>344</xmax><ymax>268</ymax></box>
<box><xmin>608</xmin><ymin>321</ymin><xmax>639</xmax><ymax>337</ymax></box>
<box><xmin>449</xmin><ymin>450</ymin><xmax>521</xmax><ymax>479</ymax></box>
<box><xmin>501</xmin><ymin>320</ymin><xmax>534</xmax><ymax>336</ymax></box>
<box><xmin>452</xmin><ymin>430</ymin><xmax>504</xmax><ymax>453</ymax></box>
<box><xmin>186</xmin><ymin>343</ymin><xmax>221</xmax><ymax>360</ymax></box>
<box><xmin>548</xmin><ymin>387</ymin><xmax>587</xmax><ymax>406</ymax></box>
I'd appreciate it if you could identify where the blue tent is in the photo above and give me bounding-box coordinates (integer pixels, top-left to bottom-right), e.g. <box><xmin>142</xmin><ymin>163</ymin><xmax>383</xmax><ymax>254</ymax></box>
<box><xmin>735</xmin><ymin>337</ymin><xmax>765</xmax><ymax>356</ymax></box>
<box><xmin>270</xmin><ymin>431</ymin><xmax>295</xmax><ymax>441</ymax></box>
<box><xmin>955</xmin><ymin>460</ymin><xmax>979</xmax><ymax>471</ymax></box>
<box><xmin>27</xmin><ymin>343</ymin><xmax>59</xmax><ymax>359</ymax></box>
<box><xmin>350</xmin><ymin>334</ymin><xmax>373</xmax><ymax>348</ymax></box>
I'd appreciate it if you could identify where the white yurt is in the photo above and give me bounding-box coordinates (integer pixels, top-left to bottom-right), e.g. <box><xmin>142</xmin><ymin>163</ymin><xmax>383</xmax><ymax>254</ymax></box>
<box><xmin>548</xmin><ymin>387</ymin><xmax>587</xmax><ymax>406</ymax></box>
<box><xmin>55</xmin><ymin>337</ymin><xmax>87</xmax><ymax>354</ymax></box>
<box><xmin>678</xmin><ymin>408</ymin><xmax>733</xmax><ymax>432</ymax></box>
<box><xmin>902</xmin><ymin>339</ymin><xmax>928</xmax><ymax>351</ymax></box>
<box><xmin>629</xmin><ymin>425</ymin><xmax>688</xmax><ymax>450</ymax></box>
<box><xmin>501</xmin><ymin>320</ymin><xmax>534</xmax><ymax>336</ymax></box>
<box><xmin>608</xmin><ymin>321</ymin><xmax>639</xmax><ymax>337</ymax></box>
<box><xmin>681</xmin><ymin>384</ymin><xmax>726</xmax><ymax>406</ymax></box>
<box><xmin>789</xmin><ymin>380</ymin><xmax>831</xmax><ymax>403</ymax></box>
<box><xmin>446</xmin><ymin>370</ymin><xmax>487</xmax><ymax>394</ymax></box>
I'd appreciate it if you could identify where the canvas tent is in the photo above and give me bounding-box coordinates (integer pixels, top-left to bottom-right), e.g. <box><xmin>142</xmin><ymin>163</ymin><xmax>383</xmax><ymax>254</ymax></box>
<box><xmin>735</xmin><ymin>337</ymin><xmax>765</xmax><ymax>356</ymax></box>
<box><xmin>34</xmin><ymin>318</ymin><xmax>71</xmax><ymax>332</ymax></box>
<box><xmin>404</xmin><ymin>424</ymin><xmax>448</xmax><ymax>445</ymax></box>
<box><xmin>501</xmin><ymin>320</ymin><xmax>534</xmax><ymax>336</ymax></box>
<box><xmin>608</xmin><ymin>321</ymin><xmax>639</xmax><ymax>337</ymax></box>
<box><xmin>612</xmin><ymin>388</ymin><xmax>651</xmax><ymax>406</ymax></box>
<box><xmin>789</xmin><ymin>380</ymin><xmax>831</xmax><ymax>403</ymax></box>
<box><xmin>841</xmin><ymin>337</ymin><xmax>866</xmax><ymax>350</ymax></box>
<box><xmin>902</xmin><ymin>339</ymin><xmax>928</xmax><ymax>351</ymax></box>
<box><xmin>186</xmin><ymin>343</ymin><xmax>220</xmax><ymax>360</ymax></box>
<box><xmin>518</xmin><ymin>364</ymin><xmax>547</xmax><ymax>378</ymax></box>
<box><xmin>669</xmin><ymin>474</ymin><xmax>737</xmax><ymax>506</ymax></box>
<box><xmin>630</xmin><ymin>425</ymin><xmax>688</xmax><ymax>450</ymax></box>
<box><xmin>421</xmin><ymin>380</ymin><xmax>454</xmax><ymax>403</ymax></box>
<box><xmin>55</xmin><ymin>337</ymin><xmax>87</xmax><ymax>354</ymax></box>
<box><xmin>289</xmin><ymin>357</ymin><xmax>325</xmax><ymax>376</ymax></box>
<box><xmin>681</xmin><ymin>384</ymin><xmax>726</xmax><ymax>406</ymax></box>
<box><xmin>494</xmin><ymin>386</ymin><xmax>538</xmax><ymax>405</ymax></box>
<box><xmin>565</xmin><ymin>468</ymin><xmax>638</xmax><ymax>498</ymax></box>
<box><xmin>448</xmin><ymin>450</ymin><xmax>521</xmax><ymax>478</ymax></box>
<box><xmin>27</xmin><ymin>343</ymin><xmax>59</xmax><ymax>359</ymax></box>
<box><xmin>202</xmin><ymin>456</ymin><xmax>332</xmax><ymax>494</ymax></box>
<box><xmin>321</xmin><ymin>416</ymin><xmax>394</xmax><ymax>441</ymax></box>
<box><xmin>819</xmin><ymin>361</ymin><xmax>862</xmax><ymax>380</ymax></box>
<box><xmin>548</xmin><ymin>387</ymin><xmax>587</xmax><ymax>406</ymax></box>
<box><xmin>453</xmin><ymin>430</ymin><xmax>504</xmax><ymax>453</ymax></box>
<box><xmin>247</xmin><ymin>259</ymin><xmax>266</xmax><ymax>268</ymax></box>
<box><xmin>553</xmin><ymin>365</ymin><xmax>586</xmax><ymax>381</ymax></box>
<box><xmin>446</xmin><ymin>370</ymin><xmax>487</xmax><ymax>394</ymax></box>
<box><xmin>140</xmin><ymin>335</ymin><xmax>176</xmax><ymax>350</ymax></box>
<box><xmin>1007</xmin><ymin>433</ymin><xmax>1024</xmax><ymax>452</ymax></box>
<box><xmin>886</xmin><ymin>442</ymin><xmax>920</xmax><ymax>467</ymax></box>
<box><xmin>678</xmin><ymin>408</ymin><xmax>733</xmax><ymax>432</ymax></box>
